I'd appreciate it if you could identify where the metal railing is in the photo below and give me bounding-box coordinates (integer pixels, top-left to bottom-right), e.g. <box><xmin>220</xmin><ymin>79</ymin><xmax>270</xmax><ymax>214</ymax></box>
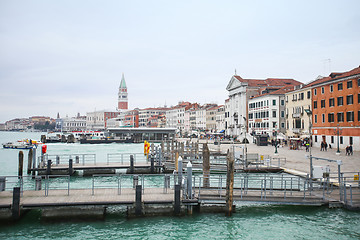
<box><xmin>38</xmin><ymin>154</ymin><xmax>96</xmax><ymax>167</ymax></box>
<box><xmin>106</xmin><ymin>153</ymin><xmax>147</xmax><ymax>165</ymax></box>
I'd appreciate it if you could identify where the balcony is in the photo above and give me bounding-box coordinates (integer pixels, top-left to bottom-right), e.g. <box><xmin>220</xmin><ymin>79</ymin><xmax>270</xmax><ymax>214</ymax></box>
<box><xmin>292</xmin><ymin>113</ymin><xmax>302</xmax><ymax>118</ymax></box>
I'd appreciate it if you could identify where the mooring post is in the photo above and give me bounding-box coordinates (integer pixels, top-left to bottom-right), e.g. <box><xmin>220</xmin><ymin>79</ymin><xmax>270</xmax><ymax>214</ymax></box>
<box><xmin>226</xmin><ymin>149</ymin><xmax>235</xmax><ymax>216</ymax></box>
<box><xmin>130</xmin><ymin>155</ymin><xmax>134</xmax><ymax>174</ymax></box>
<box><xmin>12</xmin><ymin>187</ymin><xmax>21</xmax><ymax>220</ymax></box>
<box><xmin>27</xmin><ymin>148</ymin><xmax>33</xmax><ymax>174</ymax></box>
<box><xmin>175</xmin><ymin>151</ymin><xmax>179</xmax><ymax>172</ymax></box>
<box><xmin>35</xmin><ymin>176</ymin><xmax>42</xmax><ymax>190</ymax></box>
<box><xmin>18</xmin><ymin>151</ymin><xmax>24</xmax><ymax>178</ymax></box>
<box><xmin>68</xmin><ymin>159</ymin><xmax>73</xmax><ymax>175</ymax></box>
<box><xmin>0</xmin><ymin>177</ymin><xmax>5</xmax><ymax>191</ymax></box>
<box><xmin>203</xmin><ymin>143</ymin><xmax>210</xmax><ymax>188</ymax></box>
<box><xmin>135</xmin><ymin>184</ymin><xmax>142</xmax><ymax>216</ymax></box>
<box><xmin>133</xmin><ymin>175</ymin><xmax>139</xmax><ymax>188</ymax></box>
<box><xmin>187</xmin><ymin>161</ymin><xmax>192</xmax><ymax>199</ymax></box>
<box><xmin>46</xmin><ymin>160</ymin><xmax>52</xmax><ymax>175</ymax></box>
<box><xmin>150</xmin><ymin>155</ymin><xmax>155</xmax><ymax>173</ymax></box>
<box><xmin>178</xmin><ymin>156</ymin><xmax>183</xmax><ymax>186</ymax></box>
<box><xmin>174</xmin><ymin>184</ymin><xmax>181</xmax><ymax>215</ymax></box>
<box><xmin>32</xmin><ymin>147</ymin><xmax>36</xmax><ymax>178</ymax></box>
<box><xmin>56</xmin><ymin>156</ymin><xmax>60</xmax><ymax>165</ymax></box>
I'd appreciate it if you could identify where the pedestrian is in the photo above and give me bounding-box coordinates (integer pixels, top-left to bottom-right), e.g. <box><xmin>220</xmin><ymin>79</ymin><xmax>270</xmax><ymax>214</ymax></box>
<box><xmin>325</xmin><ymin>142</ymin><xmax>328</xmax><ymax>151</ymax></box>
<box><xmin>349</xmin><ymin>145</ymin><xmax>353</xmax><ymax>155</ymax></box>
<box><xmin>320</xmin><ymin>141</ymin><xmax>324</xmax><ymax>151</ymax></box>
<box><xmin>346</xmin><ymin>146</ymin><xmax>349</xmax><ymax>155</ymax></box>
<box><xmin>305</xmin><ymin>142</ymin><xmax>309</xmax><ymax>152</ymax></box>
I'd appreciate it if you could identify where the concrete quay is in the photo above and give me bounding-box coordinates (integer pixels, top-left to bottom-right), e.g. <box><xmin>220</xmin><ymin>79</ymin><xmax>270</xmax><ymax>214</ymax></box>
<box><xmin>191</xmin><ymin>139</ymin><xmax>359</xmax><ymax>176</ymax></box>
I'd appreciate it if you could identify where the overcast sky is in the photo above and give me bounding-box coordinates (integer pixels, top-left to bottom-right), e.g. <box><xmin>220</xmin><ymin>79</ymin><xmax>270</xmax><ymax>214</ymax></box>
<box><xmin>0</xmin><ymin>0</ymin><xmax>359</xmax><ymax>123</ymax></box>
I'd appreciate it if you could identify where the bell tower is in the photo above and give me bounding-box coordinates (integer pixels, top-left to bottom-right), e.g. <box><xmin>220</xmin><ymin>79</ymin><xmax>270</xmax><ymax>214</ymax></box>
<box><xmin>118</xmin><ymin>73</ymin><xmax>128</xmax><ymax>110</ymax></box>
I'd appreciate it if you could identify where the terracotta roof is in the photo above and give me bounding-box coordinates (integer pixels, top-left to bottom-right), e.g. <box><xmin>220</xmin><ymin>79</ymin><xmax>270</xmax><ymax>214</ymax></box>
<box><xmin>304</xmin><ymin>65</ymin><xmax>360</xmax><ymax>88</ymax></box>
<box><xmin>234</xmin><ymin>75</ymin><xmax>302</xmax><ymax>87</ymax></box>
<box><xmin>250</xmin><ymin>85</ymin><xmax>299</xmax><ymax>99</ymax></box>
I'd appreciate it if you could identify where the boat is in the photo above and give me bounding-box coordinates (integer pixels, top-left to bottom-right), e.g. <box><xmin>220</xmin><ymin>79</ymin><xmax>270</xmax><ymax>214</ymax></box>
<box><xmin>80</xmin><ymin>137</ymin><xmax>134</xmax><ymax>144</ymax></box>
<box><xmin>2</xmin><ymin>140</ymin><xmax>38</xmax><ymax>149</ymax></box>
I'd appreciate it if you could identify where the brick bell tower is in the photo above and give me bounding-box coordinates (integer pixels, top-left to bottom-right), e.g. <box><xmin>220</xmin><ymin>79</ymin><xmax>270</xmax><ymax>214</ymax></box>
<box><xmin>118</xmin><ymin>73</ymin><xmax>128</xmax><ymax>110</ymax></box>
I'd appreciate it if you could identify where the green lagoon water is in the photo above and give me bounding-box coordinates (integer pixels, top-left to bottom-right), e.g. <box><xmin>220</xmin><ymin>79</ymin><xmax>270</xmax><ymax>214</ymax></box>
<box><xmin>1</xmin><ymin>131</ymin><xmax>360</xmax><ymax>240</ymax></box>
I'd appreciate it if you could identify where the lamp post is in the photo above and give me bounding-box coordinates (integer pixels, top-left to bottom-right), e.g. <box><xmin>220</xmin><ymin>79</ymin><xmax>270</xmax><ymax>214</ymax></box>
<box><xmin>334</xmin><ymin>124</ymin><xmax>342</xmax><ymax>154</ymax></box>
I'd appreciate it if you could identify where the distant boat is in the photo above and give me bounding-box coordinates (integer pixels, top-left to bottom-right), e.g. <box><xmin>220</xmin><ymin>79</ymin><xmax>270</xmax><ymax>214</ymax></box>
<box><xmin>2</xmin><ymin>139</ymin><xmax>38</xmax><ymax>149</ymax></box>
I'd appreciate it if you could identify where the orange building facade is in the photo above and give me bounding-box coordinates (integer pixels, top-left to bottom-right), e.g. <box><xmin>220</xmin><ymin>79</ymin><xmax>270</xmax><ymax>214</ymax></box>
<box><xmin>311</xmin><ymin>66</ymin><xmax>360</xmax><ymax>151</ymax></box>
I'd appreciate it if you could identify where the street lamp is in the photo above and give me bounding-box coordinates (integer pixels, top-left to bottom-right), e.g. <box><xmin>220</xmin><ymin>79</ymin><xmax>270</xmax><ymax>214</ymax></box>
<box><xmin>334</xmin><ymin>124</ymin><xmax>342</xmax><ymax>154</ymax></box>
<box><xmin>304</xmin><ymin>109</ymin><xmax>313</xmax><ymax>182</ymax></box>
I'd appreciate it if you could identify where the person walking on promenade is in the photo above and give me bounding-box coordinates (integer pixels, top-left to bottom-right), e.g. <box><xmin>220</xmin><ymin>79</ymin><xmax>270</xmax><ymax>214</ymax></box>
<box><xmin>324</xmin><ymin>142</ymin><xmax>328</xmax><ymax>151</ymax></box>
<box><xmin>305</xmin><ymin>142</ymin><xmax>310</xmax><ymax>152</ymax></box>
<box><xmin>320</xmin><ymin>141</ymin><xmax>324</xmax><ymax>151</ymax></box>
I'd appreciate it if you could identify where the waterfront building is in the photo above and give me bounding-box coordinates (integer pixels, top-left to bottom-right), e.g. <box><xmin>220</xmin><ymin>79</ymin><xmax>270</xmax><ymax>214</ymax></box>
<box><xmin>86</xmin><ymin>110</ymin><xmax>120</xmax><ymax>130</ymax></box>
<box><xmin>285</xmin><ymin>82</ymin><xmax>317</xmax><ymax>139</ymax></box>
<box><xmin>311</xmin><ymin>66</ymin><xmax>360</xmax><ymax>151</ymax></box>
<box><xmin>206</xmin><ymin>105</ymin><xmax>221</xmax><ymax>133</ymax></box>
<box><xmin>224</xmin><ymin>99</ymin><xmax>230</xmax><ymax>135</ymax></box>
<box><xmin>139</xmin><ymin>107</ymin><xmax>169</xmax><ymax>128</ymax></box>
<box><xmin>165</xmin><ymin>102</ymin><xmax>192</xmax><ymax>134</ymax></box>
<box><xmin>248</xmin><ymin>86</ymin><xmax>294</xmax><ymax>137</ymax></box>
<box><xmin>226</xmin><ymin>74</ymin><xmax>302</xmax><ymax>139</ymax></box>
<box><xmin>216</xmin><ymin>105</ymin><xmax>225</xmax><ymax>133</ymax></box>
<box><xmin>118</xmin><ymin>73</ymin><xmax>128</xmax><ymax>110</ymax></box>
<box><xmin>61</xmin><ymin>116</ymin><xmax>87</xmax><ymax>132</ymax></box>
<box><xmin>5</xmin><ymin>118</ymin><xmax>31</xmax><ymax>131</ymax></box>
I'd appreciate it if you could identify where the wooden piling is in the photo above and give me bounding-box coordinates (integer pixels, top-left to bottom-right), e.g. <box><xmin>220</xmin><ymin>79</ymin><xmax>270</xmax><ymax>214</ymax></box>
<box><xmin>150</xmin><ymin>156</ymin><xmax>154</xmax><ymax>173</ymax></box>
<box><xmin>69</xmin><ymin>159</ymin><xmax>73</xmax><ymax>175</ymax></box>
<box><xmin>130</xmin><ymin>155</ymin><xmax>134</xmax><ymax>174</ymax></box>
<box><xmin>203</xmin><ymin>143</ymin><xmax>210</xmax><ymax>188</ymax></box>
<box><xmin>27</xmin><ymin>148</ymin><xmax>33</xmax><ymax>174</ymax></box>
<box><xmin>18</xmin><ymin>151</ymin><xmax>24</xmax><ymax>177</ymax></box>
<box><xmin>174</xmin><ymin>184</ymin><xmax>181</xmax><ymax>215</ymax></box>
<box><xmin>12</xmin><ymin>187</ymin><xmax>21</xmax><ymax>220</ymax></box>
<box><xmin>226</xmin><ymin>149</ymin><xmax>235</xmax><ymax>216</ymax></box>
<box><xmin>135</xmin><ymin>185</ymin><xmax>142</xmax><ymax>216</ymax></box>
<box><xmin>175</xmin><ymin>151</ymin><xmax>179</xmax><ymax>172</ymax></box>
<box><xmin>47</xmin><ymin>160</ymin><xmax>52</xmax><ymax>175</ymax></box>
<box><xmin>0</xmin><ymin>177</ymin><xmax>5</xmax><ymax>191</ymax></box>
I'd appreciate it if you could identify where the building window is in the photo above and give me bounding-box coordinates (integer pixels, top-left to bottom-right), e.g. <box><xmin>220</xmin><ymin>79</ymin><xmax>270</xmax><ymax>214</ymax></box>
<box><xmin>330</xmin><ymin>85</ymin><xmax>333</xmax><ymax>92</ymax></box>
<box><xmin>322</xmin><ymin>114</ymin><xmax>325</xmax><ymax>123</ymax></box>
<box><xmin>331</xmin><ymin>136</ymin><xmax>334</xmax><ymax>144</ymax></box>
<box><xmin>338</xmin><ymin>83</ymin><xmax>343</xmax><ymax>90</ymax></box>
<box><xmin>315</xmin><ymin>136</ymin><xmax>317</xmax><ymax>142</ymax></box>
<box><xmin>273</xmin><ymin>100</ymin><xmax>276</xmax><ymax>106</ymax></box>
<box><xmin>347</xmin><ymin>95</ymin><xmax>353</xmax><ymax>105</ymax></box>
<box><xmin>329</xmin><ymin>98</ymin><xmax>335</xmax><ymax>107</ymax></box>
<box><xmin>328</xmin><ymin>113</ymin><xmax>334</xmax><ymax>123</ymax></box>
<box><xmin>314</xmin><ymin>114</ymin><xmax>317</xmax><ymax>123</ymax></box>
<box><xmin>340</xmin><ymin>136</ymin><xmax>343</xmax><ymax>144</ymax></box>
<box><xmin>337</xmin><ymin>96</ymin><xmax>343</xmax><ymax>106</ymax></box>
<box><xmin>281</xmin><ymin>99</ymin><xmax>284</xmax><ymax>106</ymax></box>
<box><xmin>346</xmin><ymin>111</ymin><xmax>354</xmax><ymax>122</ymax></box>
<box><xmin>350</xmin><ymin>137</ymin><xmax>353</xmax><ymax>145</ymax></box>
<box><xmin>272</xmin><ymin>122</ymin><xmax>277</xmax><ymax>128</ymax></box>
<box><xmin>337</xmin><ymin>112</ymin><xmax>344</xmax><ymax>122</ymax></box>
<box><xmin>307</xmin><ymin>91</ymin><xmax>311</xmax><ymax>99</ymax></box>
<box><xmin>281</xmin><ymin>122</ymin><xmax>285</xmax><ymax>128</ymax></box>
<box><xmin>313</xmin><ymin>101</ymin><xmax>318</xmax><ymax>109</ymax></box>
<box><xmin>358</xmin><ymin>78</ymin><xmax>360</xmax><ymax>87</ymax></box>
<box><xmin>272</xmin><ymin>111</ymin><xmax>276</xmax><ymax>117</ymax></box>
<box><xmin>321</xmin><ymin>99</ymin><xmax>326</xmax><ymax>108</ymax></box>
<box><xmin>358</xmin><ymin>111</ymin><xmax>360</xmax><ymax>121</ymax></box>
<box><xmin>358</xmin><ymin>93</ymin><xmax>360</xmax><ymax>104</ymax></box>
<box><xmin>314</xmin><ymin>89</ymin><xmax>317</xmax><ymax>95</ymax></box>
<box><xmin>321</xmin><ymin>87</ymin><xmax>324</xmax><ymax>94</ymax></box>
<box><xmin>281</xmin><ymin>111</ymin><xmax>285</xmax><ymax>118</ymax></box>
<box><xmin>347</xmin><ymin>80</ymin><xmax>353</xmax><ymax>89</ymax></box>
